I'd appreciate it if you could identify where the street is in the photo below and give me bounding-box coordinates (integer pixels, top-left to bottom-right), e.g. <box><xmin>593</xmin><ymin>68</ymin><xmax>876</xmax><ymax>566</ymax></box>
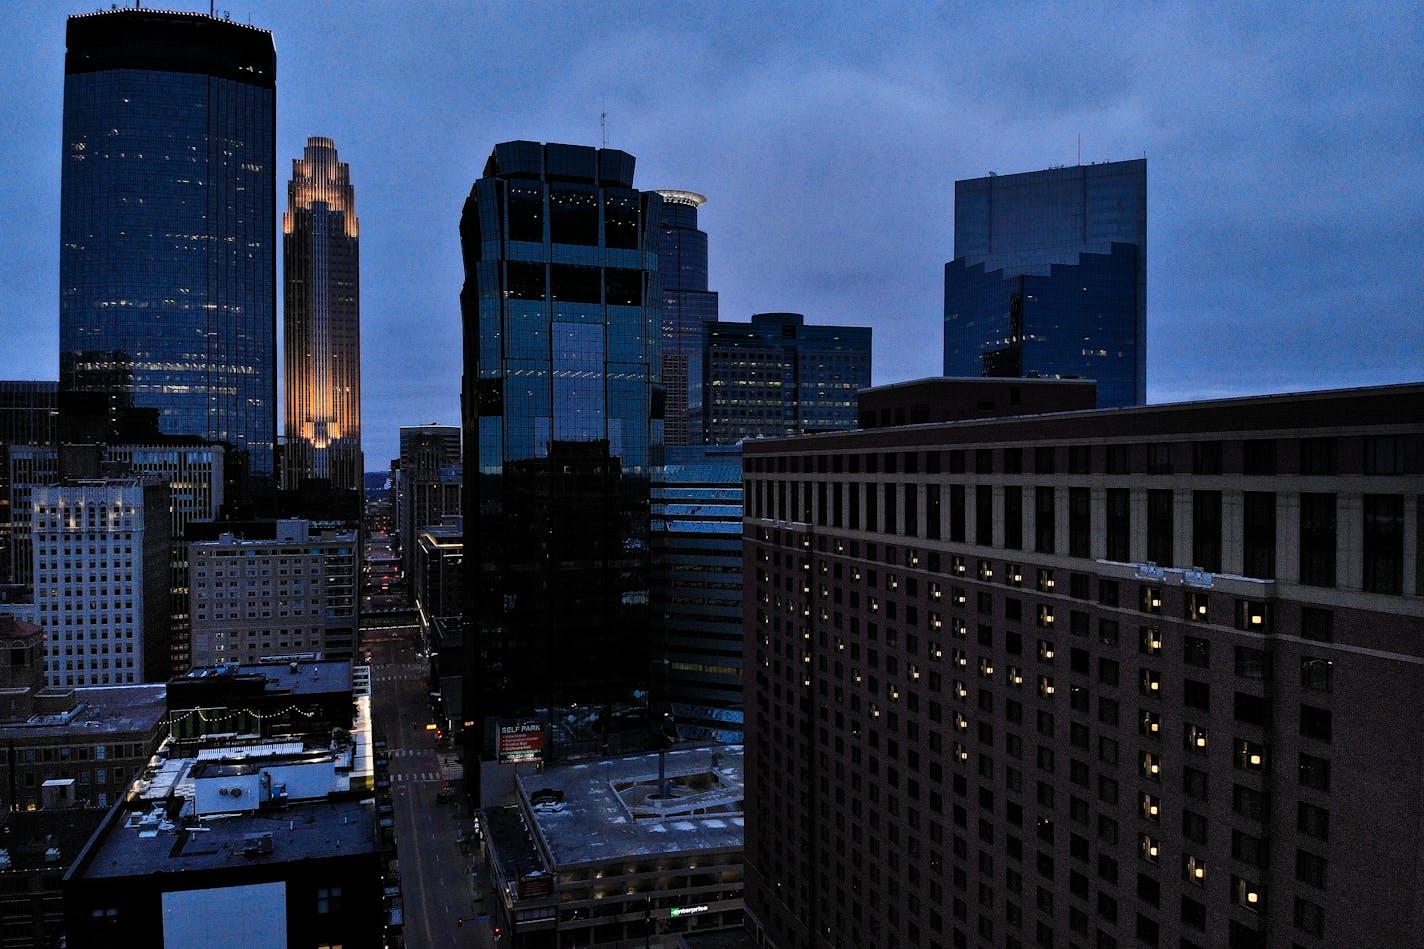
<box><xmin>369</xmin><ymin>634</ymin><xmax>497</xmax><ymax>948</ymax></box>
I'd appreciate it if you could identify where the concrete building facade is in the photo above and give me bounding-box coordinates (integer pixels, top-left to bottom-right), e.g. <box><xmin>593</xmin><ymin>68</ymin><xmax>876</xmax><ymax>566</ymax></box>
<box><xmin>742</xmin><ymin>382</ymin><xmax>1423</xmax><ymax>949</ymax></box>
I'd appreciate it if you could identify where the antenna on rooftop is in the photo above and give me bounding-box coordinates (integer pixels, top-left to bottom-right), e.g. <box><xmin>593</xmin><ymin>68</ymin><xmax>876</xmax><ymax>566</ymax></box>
<box><xmin>600</xmin><ymin>109</ymin><xmax>608</xmax><ymax>149</ymax></box>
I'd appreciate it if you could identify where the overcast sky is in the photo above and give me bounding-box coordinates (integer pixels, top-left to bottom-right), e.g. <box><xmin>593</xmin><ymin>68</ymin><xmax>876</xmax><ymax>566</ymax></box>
<box><xmin>2</xmin><ymin>2</ymin><xmax>1420</xmax><ymax>466</ymax></box>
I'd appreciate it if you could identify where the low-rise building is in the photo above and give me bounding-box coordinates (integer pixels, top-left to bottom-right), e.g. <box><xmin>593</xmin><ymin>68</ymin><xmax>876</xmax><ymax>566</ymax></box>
<box><xmin>63</xmin><ymin>736</ymin><xmax>384</xmax><ymax>949</ymax></box>
<box><xmin>484</xmin><ymin>745</ymin><xmax>745</xmax><ymax>948</ymax></box>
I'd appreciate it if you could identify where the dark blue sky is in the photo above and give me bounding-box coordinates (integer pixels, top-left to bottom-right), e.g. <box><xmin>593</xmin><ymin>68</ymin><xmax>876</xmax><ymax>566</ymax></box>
<box><xmin>2</xmin><ymin>2</ymin><xmax>1420</xmax><ymax>466</ymax></box>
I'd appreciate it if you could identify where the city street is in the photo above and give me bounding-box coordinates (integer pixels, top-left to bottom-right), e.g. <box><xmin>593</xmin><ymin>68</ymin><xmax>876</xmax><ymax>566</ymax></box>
<box><xmin>369</xmin><ymin>634</ymin><xmax>496</xmax><ymax>948</ymax></box>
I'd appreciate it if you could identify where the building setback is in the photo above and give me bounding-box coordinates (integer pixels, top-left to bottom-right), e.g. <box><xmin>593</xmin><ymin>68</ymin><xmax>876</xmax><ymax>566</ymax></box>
<box><xmin>459</xmin><ymin>141</ymin><xmax>663</xmax><ymax>784</ymax></box>
<box><xmin>742</xmin><ymin>381</ymin><xmax>1423</xmax><ymax>949</ymax></box>
<box><xmin>944</xmin><ymin>160</ymin><xmax>1147</xmax><ymax>408</ymax></box>
<box><xmin>704</xmin><ymin>313</ymin><xmax>870</xmax><ymax>446</ymax></box>
<box><xmin>283</xmin><ymin>136</ymin><xmax>363</xmax><ymax>492</ymax></box>
<box><xmin>0</xmin><ymin>381</ymin><xmax>57</xmax><ymax>585</ymax></box>
<box><xmin>33</xmin><ymin>479</ymin><xmax>171</xmax><ymax>686</ymax></box>
<box><xmin>59</xmin><ymin>9</ymin><xmax>277</xmax><ymax>486</ymax></box>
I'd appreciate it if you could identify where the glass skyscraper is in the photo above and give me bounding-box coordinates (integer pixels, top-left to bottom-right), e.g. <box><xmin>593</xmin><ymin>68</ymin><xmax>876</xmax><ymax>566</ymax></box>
<box><xmin>654</xmin><ymin>190</ymin><xmax>719</xmax><ymax>447</ymax></box>
<box><xmin>59</xmin><ymin>10</ymin><xmax>277</xmax><ymax>482</ymax></box>
<box><xmin>283</xmin><ymin>136</ymin><xmax>362</xmax><ymax>492</ymax></box>
<box><xmin>943</xmin><ymin>159</ymin><xmax>1146</xmax><ymax>408</ymax></box>
<box><xmin>459</xmin><ymin>142</ymin><xmax>663</xmax><ymax>782</ymax></box>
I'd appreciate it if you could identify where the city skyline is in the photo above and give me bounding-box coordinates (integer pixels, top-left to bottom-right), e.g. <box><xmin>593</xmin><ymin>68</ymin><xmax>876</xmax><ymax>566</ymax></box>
<box><xmin>2</xmin><ymin>2</ymin><xmax>1420</xmax><ymax>466</ymax></box>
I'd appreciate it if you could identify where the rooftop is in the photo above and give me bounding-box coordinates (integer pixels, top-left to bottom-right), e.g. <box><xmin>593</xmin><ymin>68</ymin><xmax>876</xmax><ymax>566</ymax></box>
<box><xmin>0</xmin><ymin>683</ymin><xmax>166</xmax><ymax>739</ymax></box>
<box><xmin>518</xmin><ymin>745</ymin><xmax>744</xmax><ymax>869</ymax></box>
<box><xmin>73</xmin><ymin>794</ymin><xmax>379</xmax><ymax>880</ymax></box>
<box><xmin>176</xmin><ymin>659</ymin><xmax>353</xmax><ymax>697</ymax></box>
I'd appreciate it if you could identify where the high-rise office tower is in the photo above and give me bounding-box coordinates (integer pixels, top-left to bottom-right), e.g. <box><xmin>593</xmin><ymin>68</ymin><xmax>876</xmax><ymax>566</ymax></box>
<box><xmin>651</xmin><ymin>446</ymin><xmax>745</xmax><ymax>742</ymax></box>
<box><xmin>284</xmin><ymin>136</ymin><xmax>362</xmax><ymax>492</ymax></box>
<box><xmin>743</xmin><ymin>380</ymin><xmax>1424</xmax><ymax>949</ymax></box>
<box><xmin>704</xmin><ymin>312</ymin><xmax>871</xmax><ymax>445</ymax></box>
<box><xmin>394</xmin><ymin>424</ymin><xmax>462</xmax><ymax>589</ymax></box>
<box><xmin>34</xmin><ymin>479</ymin><xmax>171</xmax><ymax>686</ymax></box>
<box><xmin>655</xmin><ymin>190</ymin><xmax>719</xmax><ymax>447</ymax></box>
<box><xmin>460</xmin><ymin>141</ymin><xmax>663</xmax><ymax>783</ymax></box>
<box><xmin>59</xmin><ymin>10</ymin><xmax>277</xmax><ymax>489</ymax></box>
<box><xmin>944</xmin><ymin>160</ymin><xmax>1147</xmax><ymax>408</ymax></box>
<box><xmin>0</xmin><ymin>382</ymin><xmax>57</xmax><ymax>584</ymax></box>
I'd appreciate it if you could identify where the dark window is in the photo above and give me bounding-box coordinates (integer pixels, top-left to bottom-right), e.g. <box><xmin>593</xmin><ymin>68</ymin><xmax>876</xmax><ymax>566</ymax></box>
<box><xmin>1106</xmin><ymin>444</ymin><xmax>1130</xmax><ymax>475</ymax></box>
<box><xmin>1363</xmin><ymin>494</ymin><xmax>1404</xmax><ymax>594</ymax></box>
<box><xmin>506</xmin><ymin>183</ymin><xmax>544</xmax><ymax>241</ymax></box>
<box><xmin>1298</xmin><ymin>493</ymin><xmax>1337</xmax><ymax>587</ymax></box>
<box><xmin>1294</xmin><ymin>897</ymin><xmax>1325</xmax><ymax>937</ymax></box>
<box><xmin>1068</xmin><ymin>488</ymin><xmax>1091</xmax><ymax>558</ymax></box>
<box><xmin>1232</xmin><ymin>784</ymin><xmax>1269</xmax><ymax>821</ymax></box>
<box><xmin>976</xmin><ymin>486</ymin><xmax>993</xmax><ymax>546</ymax></box>
<box><xmin>1004</xmin><ymin>487</ymin><xmax>1023</xmax><ymax>550</ymax></box>
<box><xmin>1298</xmin><ymin>437</ymin><xmax>1335</xmax><ymax>475</ymax></box>
<box><xmin>1191</xmin><ymin>441</ymin><xmax>1222</xmax><ymax>475</ymax></box>
<box><xmin>548</xmin><ymin>185</ymin><xmax>599</xmax><ymax>245</ymax></box>
<box><xmin>1183</xmin><ymin>680</ymin><xmax>1209</xmax><ymax>711</ymax></box>
<box><xmin>1146</xmin><ymin>490</ymin><xmax>1173</xmax><ymax>566</ymax></box>
<box><xmin>1003</xmin><ymin>448</ymin><xmax>1022</xmax><ymax>474</ymax></box>
<box><xmin>604</xmin><ymin>268</ymin><xmax>643</xmax><ymax>305</ymax></box>
<box><xmin>549</xmin><ymin>263</ymin><xmax>601</xmax><ymax>302</ymax></box>
<box><xmin>949</xmin><ymin>484</ymin><xmax>965</xmax><ymax>542</ymax></box>
<box><xmin>1069</xmin><ymin>445</ymin><xmax>1090</xmax><ymax>474</ymax></box>
<box><xmin>505</xmin><ymin>260</ymin><xmax>546</xmax><ymax>299</ymax></box>
<box><xmin>1182</xmin><ymin>767</ymin><xmax>1208</xmax><ymax>801</ymax></box>
<box><xmin>1364</xmin><ymin>434</ymin><xmax>1419</xmax><ymax>475</ymax></box>
<box><xmin>1233</xmin><ymin>692</ymin><xmax>1270</xmax><ymax>727</ymax></box>
<box><xmin>1298</xmin><ymin>753</ymin><xmax>1330</xmax><ymax>791</ymax></box>
<box><xmin>1300</xmin><ymin>607</ymin><xmax>1333</xmax><ymax>643</ymax></box>
<box><xmin>1181</xmin><ymin>809</ymin><xmax>1207</xmax><ymax>844</ymax></box>
<box><xmin>1296</xmin><ymin>850</ymin><xmax>1327</xmax><ymax>889</ymax></box>
<box><xmin>1243</xmin><ymin>439</ymin><xmax>1277</xmax><ymax>475</ymax></box>
<box><xmin>1297</xmin><ymin>801</ymin><xmax>1329</xmax><ymax>840</ymax></box>
<box><xmin>1300</xmin><ymin>705</ymin><xmax>1332</xmax><ymax>743</ymax></box>
<box><xmin>1190</xmin><ymin>491</ymin><xmax>1221</xmax><ymax>572</ymax></box>
<box><xmin>1147</xmin><ymin>443</ymin><xmax>1174</xmax><ymax>475</ymax></box>
<box><xmin>1234</xmin><ymin>647</ymin><xmax>1270</xmax><ymax>681</ymax></box>
<box><xmin>1035</xmin><ymin>487</ymin><xmax>1056</xmax><ymax>554</ymax></box>
<box><xmin>1183</xmin><ymin>637</ymin><xmax>1210</xmax><ymax>668</ymax></box>
<box><xmin>1035</xmin><ymin>447</ymin><xmax>1055</xmax><ymax>474</ymax></box>
<box><xmin>603</xmin><ymin>192</ymin><xmax>641</xmax><ymax>249</ymax></box>
<box><xmin>1241</xmin><ymin>492</ymin><xmax>1275</xmax><ymax>579</ymax></box>
<box><xmin>926</xmin><ymin>484</ymin><xmax>941</xmax><ymax>540</ymax></box>
<box><xmin>975</xmin><ymin>449</ymin><xmax>993</xmax><ymax>473</ymax></box>
<box><xmin>1105</xmin><ymin>489</ymin><xmax>1130</xmax><ymax>562</ymax></box>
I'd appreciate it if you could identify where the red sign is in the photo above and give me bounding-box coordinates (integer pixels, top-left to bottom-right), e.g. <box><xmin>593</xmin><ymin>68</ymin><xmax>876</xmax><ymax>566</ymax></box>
<box><xmin>498</xmin><ymin>721</ymin><xmax>545</xmax><ymax>762</ymax></box>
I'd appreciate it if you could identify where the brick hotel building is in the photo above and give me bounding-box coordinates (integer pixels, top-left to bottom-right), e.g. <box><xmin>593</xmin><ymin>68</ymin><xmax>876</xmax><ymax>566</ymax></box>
<box><xmin>742</xmin><ymin>381</ymin><xmax>1423</xmax><ymax>949</ymax></box>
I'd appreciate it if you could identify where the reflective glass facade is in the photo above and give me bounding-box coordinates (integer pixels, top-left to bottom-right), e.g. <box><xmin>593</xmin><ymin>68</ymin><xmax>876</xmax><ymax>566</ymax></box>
<box><xmin>60</xmin><ymin>11</ymin><xmax>277</xmax><ymax>480</ymax></box>
<box><xmin>459</xmin><ymin>142</ymin><xmax>663</xmax><ymax>767</ymax></box>
<box><xmin>651</xmin><ymin>446</ymin><xmax>744</xmax><ymax>743</ymax></box>
<box><xmin>654</xmin><ymin>191</ymin><xmax>719</xmax><ymax>446</ymax></box>
<box><xmin>283</xmin><ymin>136</ymin><xmax>362</xmax><ymax>491</ymax></box>
<box><xmin>944</xmin><ymin>160</ymin><xmax>1146</xmax><ymax>408</ymax></box>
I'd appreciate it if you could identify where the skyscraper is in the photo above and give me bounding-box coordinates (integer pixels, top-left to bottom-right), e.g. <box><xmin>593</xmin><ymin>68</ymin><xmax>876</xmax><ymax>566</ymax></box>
<box><xmin>60</xmin><ymin>10</ymin><xmax>277</xmax><ymax>486</ymax></box>
<box><xmin>655</xmin><ymin>190</ymin><xmax>719</xmax><ymax>447</ymax></box>
<box><xmin>460</xmin><ymin>142</ymin><xmax>663</xmax><ymax>786</ymax></box>
<box><xmin>284</xmin><ymin>136</ymin><xmax>362</xmax><ymax>492</ymax></box>
<box><xmin>944</xmin><ymin>159</ymin><xmax>1147</xmax><ymax>408</ymax></box>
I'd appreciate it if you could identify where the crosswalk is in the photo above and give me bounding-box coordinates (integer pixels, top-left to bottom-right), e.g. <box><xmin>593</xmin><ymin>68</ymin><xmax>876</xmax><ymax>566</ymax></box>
<box><xmin>392</xmin><ymin>771</ymin><xmax>442</xmax><ymax>783</ymax></box>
